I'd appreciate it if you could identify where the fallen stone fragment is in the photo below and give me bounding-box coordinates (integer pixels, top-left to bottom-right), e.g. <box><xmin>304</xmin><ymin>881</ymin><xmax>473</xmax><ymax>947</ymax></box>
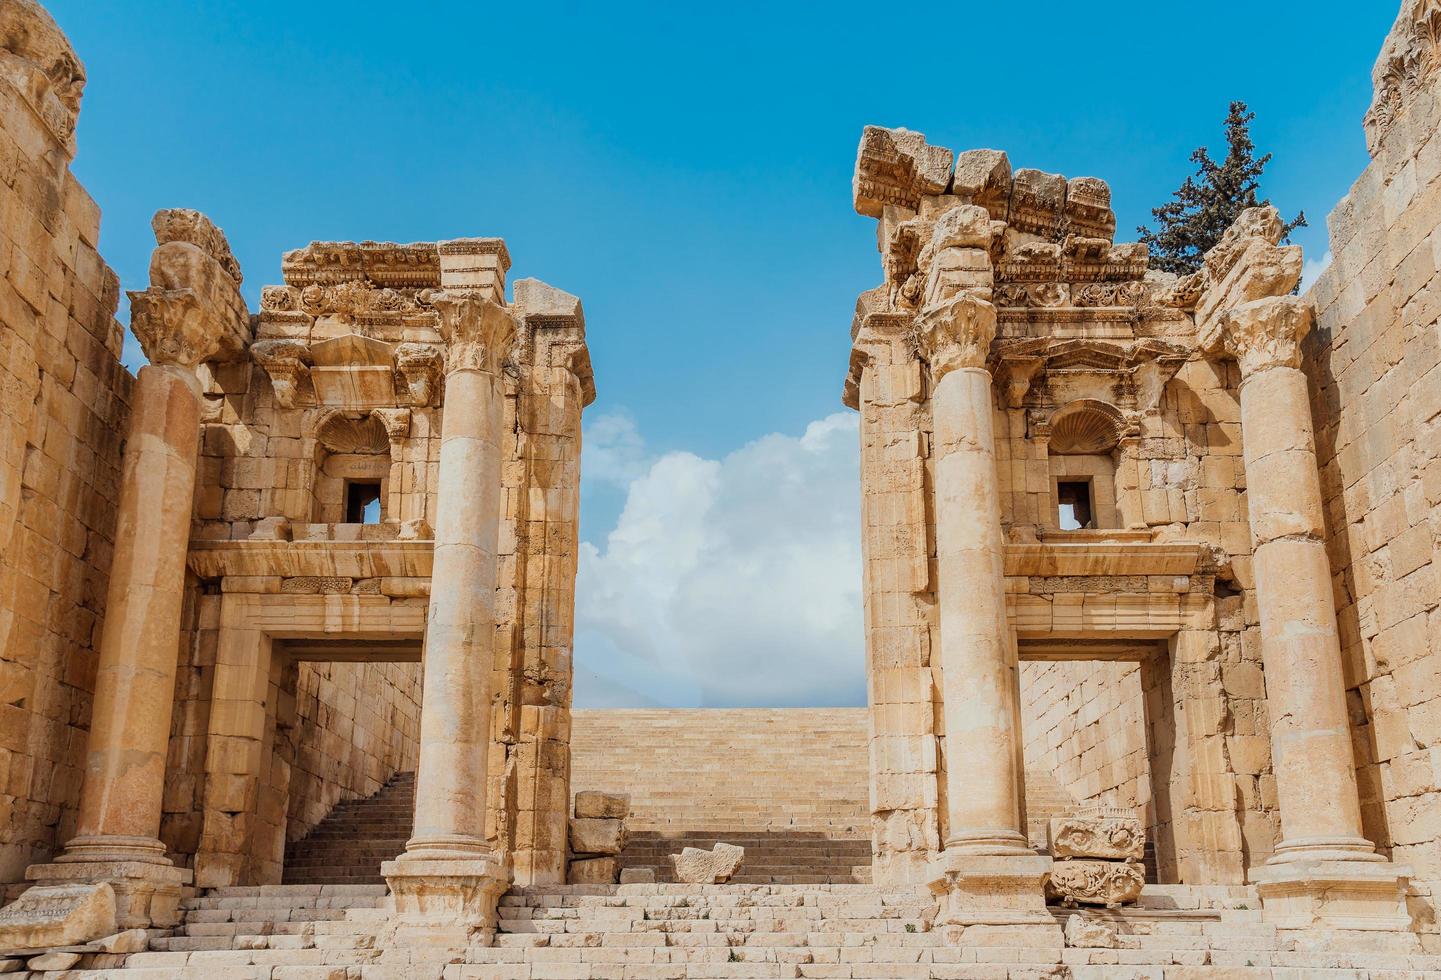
<box><xmin>0</xmin><ymin>883</ymin><xmax>116</xmax><ymax>951</ymax></box>
<box><xmin>1045</xmin><ymin>860</ymin><xmax>1144</xmax><ymax>908</ymax></box>
<box><xmin>671</xmin><ymin>843</ymin><xmax>745</xmax><ymax>884</ymax></box>
<box><xmin>1063</xmin><ymin>913</ymin><xmax>1117</xmax><ymax>948</ymax></box>
<box><xmin>96</xmin><ymin>929</ymin><xmax>149</xmax><ymax>954</ymax></box>
<box><xmin>1048</xmin><ymin>805</ymin><xmax>1145</xmax><ymax>862</ymax></box>
<box><xmin>27</xmin><ymin>950</ymin><xmax>81</xmax><ymax>971</ymax></box>
<box><xmin>619</xmin><ymin>868</ymin><xmax>655</xmax><ymax>884</ymax></box>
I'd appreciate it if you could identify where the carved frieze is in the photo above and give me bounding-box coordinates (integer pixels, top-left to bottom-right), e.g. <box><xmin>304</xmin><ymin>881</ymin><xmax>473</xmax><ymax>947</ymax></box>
<box><xmin>1045</xmin><ymin>860</ymin><xmax>1144</xmax><ymax>908</ymax></box>
<box><xmin>281</xmin><ymin>241</ymin><xmax>441</xmax><ymax>288</ymax></box>
<box><xmin>1365</xmin><ymin>0</ymin><xmax>1441</xmax><ymax>155</ymax></box>
<box><xmin>853</xmin><ymin>126</ymin><xmax>954</xmax><ymax>218</ymax></box>
<box><xmin>1048</xmin><ymin>807</ymin><xmax>1145</xmax><ymax>862</ymax></box>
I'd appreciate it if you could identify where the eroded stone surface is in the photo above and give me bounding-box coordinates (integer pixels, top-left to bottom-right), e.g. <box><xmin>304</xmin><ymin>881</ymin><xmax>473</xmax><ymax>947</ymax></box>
<box><xmin>0</xmin><ymin>884</ymin><xmax>115</xmax><ymax>951</ymax></box>
<box><xmin>671</xmin><ymin>843</ymin><xmax>745</xmax><ymax>884</ymax></box>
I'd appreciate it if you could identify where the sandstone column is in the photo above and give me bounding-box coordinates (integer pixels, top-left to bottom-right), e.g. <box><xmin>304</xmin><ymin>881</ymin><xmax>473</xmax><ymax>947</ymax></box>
<box><xmin>384</xmin><ymin>265</ymin><xmax>514</xmax><ymax>929</ymax></box>
<box><xmin>920</xmin><ymin>291</ymin><xmax>1053</xmax><ymax>930</ymax></box>
<box><xmin>17</xmin><ymin>209</ymin><xmax>250</xmax><ymax>936</ymax></box>
<box><xmin>1215</xmin><ymin>297</ymin><xmax>1411</xmax><ymax>930</ymax></box>
<box><xmin>1195</xmin><ymin>207</ymin><xmax>1410</xmax><ymax>933</ymax></box>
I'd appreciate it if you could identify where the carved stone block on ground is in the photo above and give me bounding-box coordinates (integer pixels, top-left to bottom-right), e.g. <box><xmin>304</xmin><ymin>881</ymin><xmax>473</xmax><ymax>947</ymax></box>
<box><xmin>1063</xmin><ymin>912</ymin><xmax>1117</xmax><ymax>948</ymax></box>
<box><xmin>1045</xmin><ymin>860</ymin><xmax>1144</xmax><ymax>908</ymax></box>
<box><xmin>619</xmin><ymin>867</ymin><xmax>655</xmax><ymax>884</ymax></box>
<box><xmin>0</xmin><ymin>883</ymin><xmax>116</xmax><ymax>951</ymax></box>
<box><xmin>1048</xmin><ymin>805</ymin><xmax>1145</xmax><ymax>862</ymax></box>
<box><xmin>671</xmin><ymin>842</ymin><xmax>745</xmax><ymax>884</ymax></box>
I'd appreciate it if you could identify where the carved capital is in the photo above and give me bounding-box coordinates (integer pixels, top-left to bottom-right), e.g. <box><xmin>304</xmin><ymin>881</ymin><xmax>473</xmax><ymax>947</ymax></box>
<box><xmin>394</xmin><ymin>344</ymin><xmax>444</xmax><ymax>406</ymax></box>
<box><xmin>994</xmin><ymin>355</ymin><xmax>1044</xmax><ymax>409</ymax></box>
<box><xmin>431</xmin><ymin>292</ymin><xmax>517</xmax><ymax>376</ymax></box>
<box><xmin>918</xmin><ymin>292</ymin><xmax>997</xmax><ymax>382</ymax></box>
<box><xmin>251</xmin><ymin>339</ymin><xmax>312</xmax><ymax>408</ymax></box>
<box><xmin>128</xmin><ymin>288</ymin><xmax>219</xmax><ymax>368</ymax></box>
<box><xmin>1209</xmin><ymin>295</ymin><xmax>1314</xmax><ymax>378</ymax></box>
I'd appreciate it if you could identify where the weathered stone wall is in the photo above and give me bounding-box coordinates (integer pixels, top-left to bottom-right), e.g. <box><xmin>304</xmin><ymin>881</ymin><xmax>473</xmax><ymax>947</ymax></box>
<box><xmin>1305</xmin><ymin>0</ymin><xmax>1441</xmax><ymax>923</ymax></box>
<box><xmin>0</xmin><ymin>4</ymin><xmax>132</xmax><ymax>883</ymax></box>
<box><xmin>570</xmin><ymin>709</ymin><xmax>871</xmax><ymax>835</ymax></box>
<box><xmin>285</xmin><ymin>660</ymin><xmax>421</xmax><ymax>844</ymax></box>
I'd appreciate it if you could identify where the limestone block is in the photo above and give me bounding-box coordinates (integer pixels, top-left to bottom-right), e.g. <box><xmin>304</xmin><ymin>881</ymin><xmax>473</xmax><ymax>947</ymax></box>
<box><xmin>574</xmin><ymin>791</ymin><xmax>630</xmax><ymax>820</ymax></box>
<box><xmin>25</xmin><ymin>950</ymin><xmax>80</xmax><ymax>971</ymax></box>
<box><xmin>569</xmin><ymin>817</ymin><xmax>625</xmax><ymax>856</ymax></box>
<box><xmin>1063</xmin><ymin>913</ymin><xmax>1116</xmax><ymax>948</ymax></box>
<box><xmin>0</xmin><ymin>959</ymin><xmax>20</xmax><ymax>973</ymax></box>
<box><xmin>95</xmin><ymin>928</ymin><xmax>148</xmax><ymax>953</ymax></box>
<box><xmin>619</xmin><ymin>868</ymin><xmax>655</xmax><ymax>884</ymax></box>
<box><xmin>0</xmin><ymin>883</ymin><xmax>116</xmax><ymax>951</ymax></box>
<box><xmin>952</xmin><ymin>149</ymin><xmax>1011</xmax><ymax>214</ymax></box>
<box><xmin>1048</xmin><ymin>806</ymin><xmax>1145</xmax><ymax>862</ymax></box>
<box><xmin>567</xmin><ymin>857</ymin><xmax>618</xmax><ymax>885</ymax></box>
<box><xmin>670</xmin><ymin>843</ymin><xmax>745</xmax><ymax>884</ymax></box>
<box><xmin>853</xmin><ymin>126</ymin><xmax>954</xmax><ymax>217</ymax></box>
<box><xmin>1044</xmin><ymin>860</ymin><xmax>1144</xmax><ymax>908</ymax></box>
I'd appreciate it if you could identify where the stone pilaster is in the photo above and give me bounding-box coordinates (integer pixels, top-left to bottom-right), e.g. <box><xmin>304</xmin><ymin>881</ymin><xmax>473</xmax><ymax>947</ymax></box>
<box><xmin>919</xmin><ymin>290</ymin><xmax>1053</xmax><ymax>936</ymax></box>
<box><xmin>383</xmin><ymin>286</ymin><xmax>513</xmax><ymax>933</ymax></box>
<box><xmin>23</xmin><ymin>209</ymin><xmax>249</xmax><ymax>932</ymax></box>
<box><xmin>506</xmin><ymin>280</ymin><xmax>594</xmax><ymax>887</ymax></box>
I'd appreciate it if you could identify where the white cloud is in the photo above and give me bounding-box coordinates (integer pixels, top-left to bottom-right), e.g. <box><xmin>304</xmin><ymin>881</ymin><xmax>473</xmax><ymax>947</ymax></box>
<box><xmin>581</xmin><ymin>411</ymin><xmax>650</xmax><ymax>488</ymax></box>
<box><xmin>1300</xmin><ymin>250</ymin><xmax>1333</xmax><ymax>293</ymax></box>
<box><xmin>573</xmin><ymin>412</ymin><xmax>865</xmax><ymax>708</ymax></box>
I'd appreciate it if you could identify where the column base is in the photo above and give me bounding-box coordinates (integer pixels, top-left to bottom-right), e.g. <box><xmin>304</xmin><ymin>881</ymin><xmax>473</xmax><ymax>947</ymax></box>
<box><xmin>1252</xmin><ymin>856</ymin><xmax>1415</xmax><ymax>937</ymax></box>
<box><xmin>382</xmin><ymin>851</ymin><xmax>510</xmax><ymax>941</ymax></box>
<box><xmin>927</xmin><ymin>848</ymin><xmax>1060</xmax><ymax>947</ymax></box>
<box><xmin>23</xmin><ymin>848</ymin><xmax>190</xmax><ymax>932</ymax></box>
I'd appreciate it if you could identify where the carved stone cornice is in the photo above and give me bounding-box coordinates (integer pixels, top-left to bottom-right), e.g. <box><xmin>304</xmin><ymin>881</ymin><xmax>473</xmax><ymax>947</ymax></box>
<box><xmin>1366</xmin><ymin>0</ymin><xmax>1441</xmax><ymax>155</ymax></box>
<box><xmin>128</xmin><ymin>288</ymin><xmax>216</xmax><ymax>368</ymax></box>
<box><xmin>251</xmin><ymin>339</ymin><xmax>312</xmax><ymax>408</ymax></box>
<box><xmin>852</xmin><ymin>126</ymin><xmax>954</xmax><ymax>217</ymax></box>
<box><xmin>918</xmin><ymin>292</ymin><xmax>997</xmax><ymax>382</ymax></box>
<box><xmin>1206</xmin><ymin>296</ymin><xmax>1314</xmax><ymax>378</ymax></box>
<box><xmin>431</xmin><ymin>291</ymin><xmax>517</xmax><ymax>376</ymax></box>
<box><xmin>282</xmin><ymin>242</ymin><xmax>440</xmax><ymax>288</ymax></box>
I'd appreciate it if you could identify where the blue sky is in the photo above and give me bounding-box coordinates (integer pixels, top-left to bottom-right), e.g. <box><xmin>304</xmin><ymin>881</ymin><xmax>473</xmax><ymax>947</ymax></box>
<box><xmin>50</xmin><ymin>1</ymin><xmax>1397</xmax><ymax>707</ymax></box>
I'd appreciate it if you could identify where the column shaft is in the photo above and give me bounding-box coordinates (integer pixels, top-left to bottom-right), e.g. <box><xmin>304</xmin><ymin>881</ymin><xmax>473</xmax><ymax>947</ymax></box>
<box><xmin>932</xmin><ymin>366</ymin><xmax>1028</xmax><ymax>853</ymax></box>
<box><xmin>1239</xmin><ymin>365</ymin><xmax>1373</xmax><ymax>860</ymax></box>
<box><xmin>408</xmin><ymin>366</ymin><xmax>505</xmax><ymax>856</ymax></box>
<box><xmin>69</xmin><ymin>363</ymin><xmax>201</xmax><ymax>862</ymax></box>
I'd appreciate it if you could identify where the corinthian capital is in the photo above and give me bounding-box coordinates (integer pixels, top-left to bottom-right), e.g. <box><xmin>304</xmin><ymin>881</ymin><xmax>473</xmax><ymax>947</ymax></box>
<box><xmin>1213</xmin><ymin>295</ymin><xmax>1314</xmax><ymax>378</ymax></box>
<box><xmin>128</xmin><ymin>288</ymin><xmax>219</xmax><ymax>368</ymax></box>
<box><xmin>918</xmin><ymin>291</ymin><xmax>997</xmax><ymax>381</ymax></box>
<box><xmin>431</xmin><ymin>291</ymin><xmax>517</xmax><ymax>375</ymax></box>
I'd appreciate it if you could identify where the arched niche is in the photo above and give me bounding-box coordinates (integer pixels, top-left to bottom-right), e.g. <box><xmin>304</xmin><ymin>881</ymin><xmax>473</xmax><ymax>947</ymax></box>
<box><xmin>310</xmin><ymin>411</ymin><xmax>397</xmax><ymax>524</ymax></box>
<box><xmin>1046</xmin><ymin>400</ymin><xmax>1126</xmax><ymax>530</ymax></box>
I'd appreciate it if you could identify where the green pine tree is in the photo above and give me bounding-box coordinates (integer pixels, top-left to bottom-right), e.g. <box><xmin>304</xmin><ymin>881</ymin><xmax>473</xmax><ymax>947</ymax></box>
<box><xmin>1139</xmin><ymin>101</ymin><xmax>1306</xmax><ymax>276</ymax></box>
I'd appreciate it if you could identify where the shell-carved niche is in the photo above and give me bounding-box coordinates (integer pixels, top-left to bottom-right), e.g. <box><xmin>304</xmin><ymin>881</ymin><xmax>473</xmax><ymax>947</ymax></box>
<box><xmin>315</xmin><ymin>412</ymin><xmax>392</xmax><ymax>456</ymax></box>
<box><xmin>308</xmin><ymin>410</ymin><xmax>403</xmax><ymax>524</ymax></box>
<box><xmin>1047</xmin><ymin>400</ymin><xmax>1126</xmax><ymax>455</ymax></box>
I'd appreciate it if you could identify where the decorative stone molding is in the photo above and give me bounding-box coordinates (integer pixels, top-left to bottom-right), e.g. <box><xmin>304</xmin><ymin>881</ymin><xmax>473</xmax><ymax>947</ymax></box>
<box><xmin>1365</xmin><ymin>0</ymin><xmax>1441</xmax><ymax>155</ymax></box>
<box><xmin>1046</xmin><ymin>400</ymin><xmax>1126</xmax><ymax>455</ymax></box>
<box><xmin>127</xmin><ymin>289</ymin><xmax>215</xmax><ymax>368</ymax></box>
<box><xmin>1209</xmin><ymin>296</ymin><xmax>1313</xmax><ymax>378</ymax></box>
<box><xmin>852</xmin><ymin>126</ymin><xmax>954</xmax><ymax>217</ymax></box>
<box><xmin>431</xmin><ymin>291</ymin><xmax>517</xmax><ymax>376</ymax></box>
<box><xmin>394</xmin><ymin>343</ymin><xmax>444</xmax><ymax>405</ymax></box>
<box><xmin>438</xmin><ymin>238</ymin><xmax>511</xmax><ymax>302</ymax></box>
<box><xmin>917</xmin><ymin>292</ymin><xmax>997</xmax><ymax>380</ymax></box>
<box><xmin>282</xmin><ymin>241</ymin><xmax>440</xmax><ymax>288</ymax></box>
<box><xmin>1047</xmin><ymin>805</ymin><xmax>1145</xmax><ymax>862</ymax></box>
<box><xmin>371</xmin><ymin>408</ymin><xmax>412</xmax><ymax>441</ymax></box>
<box><xmin>0</xmin><ymin>0</ymin><xmax>85</xmax><ymax>152</ymax></box>
<box><xmin>995</xmin><ymin>354</ymin><xmax>1044</xmax><ymax>408</ymax></box>
<box><xmin>1044</xmin><ymin>860</ymin><xmax>1144</xmax><ymax>908</ymax></box>
<box><xmin>251</xmin><ymin>339</ymin><xmax>312</xmax><ymax>408</ymax></box>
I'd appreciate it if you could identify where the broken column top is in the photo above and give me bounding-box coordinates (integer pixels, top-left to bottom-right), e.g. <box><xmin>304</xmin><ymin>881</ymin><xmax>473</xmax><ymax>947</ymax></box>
<box><xmin>852</xmin><ymin>125</ymin><xmax>1117</xmax><ymax>242</ymax></box>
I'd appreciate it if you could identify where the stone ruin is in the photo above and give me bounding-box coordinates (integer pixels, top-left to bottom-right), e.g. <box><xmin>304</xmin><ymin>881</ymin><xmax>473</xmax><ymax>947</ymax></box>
<box><xmin>0</xmin><ymin>0</ymin><xmax>1434</xmax><ymax>974</ymax></box>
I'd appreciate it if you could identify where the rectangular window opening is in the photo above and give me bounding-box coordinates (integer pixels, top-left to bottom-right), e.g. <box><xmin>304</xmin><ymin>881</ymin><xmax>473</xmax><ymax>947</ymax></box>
<box><xmin>345</xmin><ymin>481</ymin><xmax>382</xmax><ymax>524</ymax></box>
<box><xmin>1057</xmin><ymin>480</ymin><xmax>1094</xmax><ymax>531</ymax></box>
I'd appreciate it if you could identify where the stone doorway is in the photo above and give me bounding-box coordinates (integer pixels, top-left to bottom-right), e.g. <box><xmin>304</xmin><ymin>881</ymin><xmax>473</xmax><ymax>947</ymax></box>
<box><xmin>1018</xmin><ymin>638</ymin><xmax>1180</xmax><ymax>884</ymax></box>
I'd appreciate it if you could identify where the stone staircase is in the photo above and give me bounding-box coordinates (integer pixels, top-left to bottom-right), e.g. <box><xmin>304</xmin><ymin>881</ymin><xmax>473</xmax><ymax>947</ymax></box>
<box><xmin>282</xmin><ymin>771</ymin><xmax>414</xmax><ymax>885</ymax></box>
<box><xmin>81</xmin><ymin>882</ymin><xmax>1441</xmax><ymax>978</ymax></box>
<box><xmin>619</xmin><ymin>832</ymin><xmax>873</xmax><ymax>885</ymax></box>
